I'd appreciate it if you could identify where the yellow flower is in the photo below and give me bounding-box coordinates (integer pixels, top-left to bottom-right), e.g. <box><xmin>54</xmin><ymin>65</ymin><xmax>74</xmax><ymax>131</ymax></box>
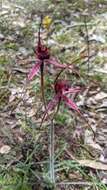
<box><xmin>43</xmin><ymin>16</ymin><xmax>52</xmax><ymax>30</ymax></box>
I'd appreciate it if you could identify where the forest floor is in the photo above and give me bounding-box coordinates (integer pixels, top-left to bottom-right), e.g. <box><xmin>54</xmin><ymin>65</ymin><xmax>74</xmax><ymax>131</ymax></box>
<box><xmin>0</xmin><ymin>1</ymin><xmax>107</xmax><ymax>190</ymax></box>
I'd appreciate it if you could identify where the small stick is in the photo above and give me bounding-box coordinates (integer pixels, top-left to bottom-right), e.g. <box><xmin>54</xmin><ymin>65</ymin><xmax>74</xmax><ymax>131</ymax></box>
<box><xmin>84</xmin><ymin>15</ymin><xmax>90</xmax><ymax>72</ymax></box>
<box><xmin>78</xmin><ymin>111</ymin><xmax>95</xmax><ymax>139</ymax></box>
<box><xmin>57</xmin><ymin>181</ymin><xmax>92</xmax><ymax>186</ymax></box>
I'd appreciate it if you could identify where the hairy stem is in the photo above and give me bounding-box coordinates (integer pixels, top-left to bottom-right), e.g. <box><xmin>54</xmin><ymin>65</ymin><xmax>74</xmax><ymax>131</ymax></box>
<box><xmin>49</xmin><ymin>119</ymin><xmax>55</xmax><ymax>183</ymax></box>
<box><xmin>49</xmin><ymin>99</ymin><xmax>61</xmax><ymax>183</ymax></box>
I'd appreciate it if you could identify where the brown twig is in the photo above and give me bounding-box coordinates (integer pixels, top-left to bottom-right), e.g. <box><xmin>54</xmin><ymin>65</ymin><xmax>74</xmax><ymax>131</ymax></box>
<box><xmin>84</xmin><ymin>15</ymin><xmax>90</xmax><ymax>72</ymax></box>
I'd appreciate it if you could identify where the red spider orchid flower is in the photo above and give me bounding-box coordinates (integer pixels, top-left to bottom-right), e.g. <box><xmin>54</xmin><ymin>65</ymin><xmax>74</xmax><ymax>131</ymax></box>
<box><xmin>40</xmin><ymin>80</ymin><xmax>81</xmax><ymax>127</ymax></box>
<box><xmin>40</xmin><ymin>80</ymin><xmax>95</xmax><ymax>138</ymax></box>
<box><xmin>28</xmin><ymin>17</ymin><xmax>75</xmax><ymax>81</ymax></box>
<box><xmin>28</xmin><ymin>22</ymin><xmax>50</xmax><ymax>80</ymax></box>
<box><xmin>54</xmin><ymin>80</ymin><xmax>81</xmax><ymax>113</ymax></box>
<box><xmin>28</xmin><ymin>42</ymin><xmax>74</xmax><ymax>80</ymax></box>
<box><xmin>28</xmin><ymin>21</ymin><xmax>51</xmax><ymax>108</ymax></box>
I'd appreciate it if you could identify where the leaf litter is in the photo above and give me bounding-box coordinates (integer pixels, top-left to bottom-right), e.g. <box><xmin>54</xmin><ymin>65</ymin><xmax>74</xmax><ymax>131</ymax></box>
<box><xmin>0</xmin><ymin>0</ymin><xmax>107</xmax><ymax>189</ymax></box>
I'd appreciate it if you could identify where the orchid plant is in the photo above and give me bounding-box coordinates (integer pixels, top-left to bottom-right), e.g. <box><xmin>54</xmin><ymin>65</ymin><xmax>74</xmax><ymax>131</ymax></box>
<box><xmin>27</xmin><ymin>16</ymin><xmax>95</xmax><ymax>183</ymax></box>
<box><xmin>28</xmin><ymin>17</ymin><xmax>75</xmax><ymax>108</ymax></box>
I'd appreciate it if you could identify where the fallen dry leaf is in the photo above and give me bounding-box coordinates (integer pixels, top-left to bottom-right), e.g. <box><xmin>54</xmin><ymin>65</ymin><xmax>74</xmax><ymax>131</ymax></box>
<box><xmin>78</xmin><ymin>159</ymin><xmax>107</xmax><ymax>170</ymax></box>
<box><xmin>84</xmin><ymin>129</ymin><xmax>102</xmax><ymax>151</ymax></box>
<box><xmin>65</xmin><ymin>149</ymin><xmax>107</xmax><ymax>170</ymax></box>
<box><xmin>94</xmin><ymin>92</ymin><xmax>107</xmax><ymax>101</ymax></box>
<box><xmin>0</xmin><ymin>145</ymin><xmax>11</xmax><ymax>154</ymax></box>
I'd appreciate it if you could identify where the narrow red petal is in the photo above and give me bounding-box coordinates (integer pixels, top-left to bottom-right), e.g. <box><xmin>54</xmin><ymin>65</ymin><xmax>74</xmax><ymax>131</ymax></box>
<box><xmin>46</xmin><ymin>94</ymin><xmax>59</xmax><ymax>113</ymax></box>
<box><xmin>42</xmin><ymin>94</ymin><xmax>60</xmax><ymax>120</ymax></box>
<box><xmin>28</xmin><ymin>61</ymin><xmax>41</xmax><ymax>80</ymax></box>
<box><xmin>62</xmin><ymin>95</ymin><xmax>80</xmax><ymax>113</ymax></box>
<box><xmin>47</xmin><ymin>57</ymin><xmax>74</xmax><ymax>69</ymax></box>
